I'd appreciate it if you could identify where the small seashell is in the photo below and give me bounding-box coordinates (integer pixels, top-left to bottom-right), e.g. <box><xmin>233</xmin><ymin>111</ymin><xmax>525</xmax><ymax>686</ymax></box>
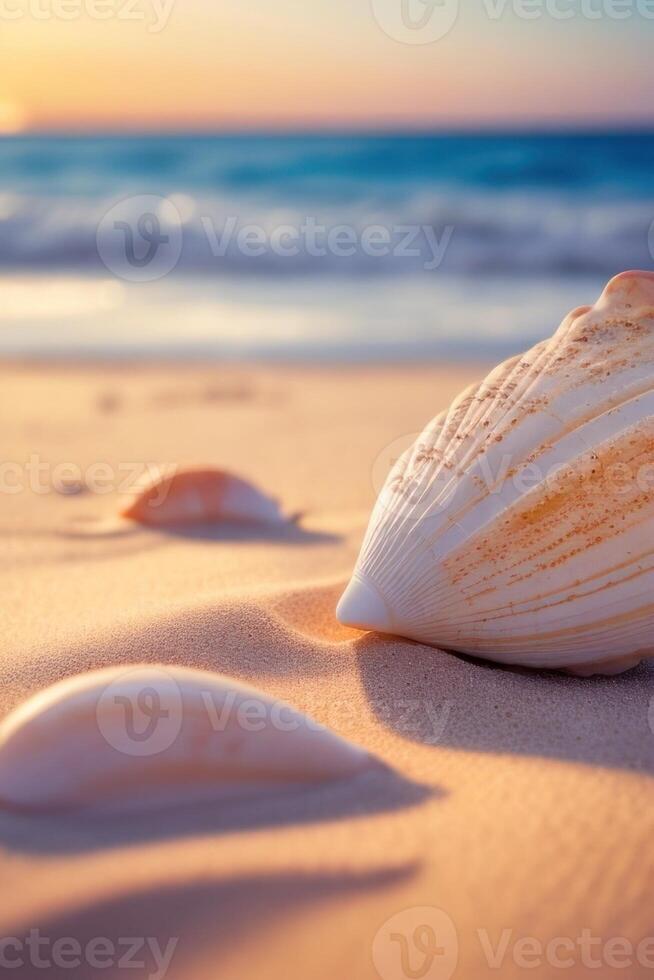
<box><xmin>0</xmin><ymin>665</ymin><xmax>372</xmax><ymax>812</ymax></box>
<box><xmin>338</xmin><ymin>271</ymin><xmax>654</xmax><ymax>675</ymax></box>
<box><xmin>120</xmin><ymin>467</ymin><xmax>286</xmax><ymax>527</ymax></box>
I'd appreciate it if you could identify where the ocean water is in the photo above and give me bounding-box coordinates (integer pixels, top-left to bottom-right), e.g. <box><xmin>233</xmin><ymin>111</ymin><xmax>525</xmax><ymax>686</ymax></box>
<box><xmin>0</xmin><ymin>132</ymin><xmax>653</xmax><ymax>358</ymax></box>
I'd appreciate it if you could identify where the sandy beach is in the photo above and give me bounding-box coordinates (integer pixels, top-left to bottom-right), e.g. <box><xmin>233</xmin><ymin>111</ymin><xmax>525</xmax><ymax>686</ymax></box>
<box><xmin>0</xmin><ymin>359</ymin><xmax>652</xmax><ymax>979</ymax></box>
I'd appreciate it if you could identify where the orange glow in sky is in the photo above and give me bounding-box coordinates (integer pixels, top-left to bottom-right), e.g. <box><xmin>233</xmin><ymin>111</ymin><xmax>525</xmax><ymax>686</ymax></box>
<box><xmin>0</xmin><ymin>0</ymin><xmax>652</xmax><ymax>130</ymax></box>
<box><xmin>0</xmin><ymin>101</ymin><xmax>28</xmax><ymax>133</ymax></box>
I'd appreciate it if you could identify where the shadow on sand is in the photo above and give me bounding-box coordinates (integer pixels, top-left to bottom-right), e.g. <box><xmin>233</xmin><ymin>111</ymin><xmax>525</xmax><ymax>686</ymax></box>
<box><xmin>147</xmin><ymin>519</ymin><xmax>340</xmax><ymax>547</ymax></box>
<box><xmin>355</xmin><ymin>632</ymin><xmax>654</xmax><ymax>773</ymax></box>
<box><xmin>2</xmin><ymin>865</ymin><xmax>417</xmax><ymax>980</ymax></box>
<box><xmin>55</xmin><ymin>515</ymin><xmax>340</xmax><ymax>547</ymax></box>
<box><xmin>0</xmin><ymin>765</ymin><xmax>438</xmax><ymax>856</ymax></box>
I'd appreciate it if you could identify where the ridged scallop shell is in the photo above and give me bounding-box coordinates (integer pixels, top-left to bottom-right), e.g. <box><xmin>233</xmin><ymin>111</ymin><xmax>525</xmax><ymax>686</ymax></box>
<box><xmin>0</xmin><ymin>666</ymin><xmax>371</xmax><ymax>811</ymax></box>
<box><xmin>121</xmin><ymin>467</ymin><xmax>286</xmax><ymax>527</ymax></box>
<box><xmin>338</xmin><ymin>271</ymin><xmax>654</xmax><ymax>675</ymax></box>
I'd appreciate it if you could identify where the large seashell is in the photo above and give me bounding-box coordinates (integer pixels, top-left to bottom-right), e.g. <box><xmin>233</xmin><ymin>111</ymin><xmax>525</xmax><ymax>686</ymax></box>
<box><xmin>0</xmin><ymin>665</ymin><xmax>371</xmax><ymax>812</ymax></box>
<box><xmin>121</xmin><ymin>467</ymin><xmax>286</xmax><ymax>527</ymax></box>
<box><xmin>338</xmin><ymin>271</ymin><xmax>654</xmax><ymax>675</ymax></box>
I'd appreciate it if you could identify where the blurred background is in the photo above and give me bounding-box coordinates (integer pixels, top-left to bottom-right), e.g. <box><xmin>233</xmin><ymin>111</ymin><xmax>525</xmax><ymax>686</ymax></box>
<box><xmin>0</xmin><ymin>0</ymin><xmax>653</xmax><ymax>359</ymax></box>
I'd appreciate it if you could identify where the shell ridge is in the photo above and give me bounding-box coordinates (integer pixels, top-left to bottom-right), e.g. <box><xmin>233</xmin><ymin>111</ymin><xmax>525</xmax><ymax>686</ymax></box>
<box><xmin>414</xmin><ymin>413</ymin><xmax>654</xmax><ymax>622</ymax></box>
<box><xmin>380</xmin><ymin>382</ymin><xmax>654</xmax><ymax>597</ymax></box>
<box><xmin>361</xmin><ymin>345</ymin><xmax>556</xmax><ymax>585</ymax></box>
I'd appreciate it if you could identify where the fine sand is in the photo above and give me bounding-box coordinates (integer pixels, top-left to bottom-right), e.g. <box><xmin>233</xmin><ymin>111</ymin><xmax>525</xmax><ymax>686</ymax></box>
<box><xmin>2</xmin><ymin>360</ymin><xmax>654</xmax><ymax>980</ymax></box>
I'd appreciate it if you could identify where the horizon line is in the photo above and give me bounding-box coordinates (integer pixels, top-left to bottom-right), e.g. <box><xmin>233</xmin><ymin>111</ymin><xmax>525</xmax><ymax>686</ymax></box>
<box><xmin>3</xmin><ymin>120</ymin><xmax>654</xmax><ymax>139</ymax></box>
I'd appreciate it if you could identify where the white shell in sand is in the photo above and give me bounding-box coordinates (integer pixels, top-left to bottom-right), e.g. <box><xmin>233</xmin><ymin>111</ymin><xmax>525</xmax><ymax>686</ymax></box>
<box><xmin>121</xmin><ymin>467</ymin><xmax>286</xmax><ymax>527</ymax></box>
<box><xmin>338</xmin><ymin>271</ymin><xmax>654</xmax><ymax>675</ymax></box>
<box><xmin>0</xmin><ymin>665</ymin><xmax>371</xmax><ymax>812</ymax></box>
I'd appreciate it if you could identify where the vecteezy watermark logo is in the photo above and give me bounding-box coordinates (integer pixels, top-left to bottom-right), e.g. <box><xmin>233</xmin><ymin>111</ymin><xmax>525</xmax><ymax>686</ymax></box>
<box><xmin>476</xmin><ymin>928</ymin><xmax>654</xmax><ymax>970</ymax></box>
<box><xmin>0</xmin><ymin>456</ymin><xmax>170</xmax><ymax>498</ymax></box>
<box><xmin>370</xmin><ymin>697</ymin><xmax>452</xmax><ymax>745</ymax></box>
<box><xmin>96</xmin><ymin>195</ymin><xmax>183</xmax><ymax>282</ymax></box>
<box><xmin>98</xmin><ymin>203</ymin><xmax>453</xmax><ymax>278</ymax></box>
<box><xmin>202</xmin><ymin>216</ymin><xmax>453</xmax><ymax>271</ymax></box>
<box><xmin>97</xmin><ymin>666</ymin><xmax>183</xmax><ymax>756</ymax></box>
<box><xmin>373</xmin><ymin>907</ymin><xmax>459</xmax><ymax>980</ymax></box>
<box><xmin>371</xmin><ymin>0</ymin><xmax>654</xmax><ymax>43</ymax></box>
<box><xmin>0</xmin><ymin>931</ymin><xmax>178</xmax><ymax>979</ymax></box>
<box><xmin>483</xmin><ymin>0</ymin><xmax>654</xmax><ymax>21</ymax></box>
<box><xmin>370</xmin><ymin>0</ymin><xmax>460</xmax><ymax>43</ymax></box>
<box><xmin>0</xmin><ymin>0</ymin><xmax>176</xmax><ymax>33</ymax></box>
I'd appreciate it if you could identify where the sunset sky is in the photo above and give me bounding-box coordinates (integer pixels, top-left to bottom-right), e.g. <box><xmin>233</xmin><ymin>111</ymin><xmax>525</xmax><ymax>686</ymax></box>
<box><xmin>0</xmin><ymin>0</ymin><xmax>653</xmax><ymax>132</ymax></box>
